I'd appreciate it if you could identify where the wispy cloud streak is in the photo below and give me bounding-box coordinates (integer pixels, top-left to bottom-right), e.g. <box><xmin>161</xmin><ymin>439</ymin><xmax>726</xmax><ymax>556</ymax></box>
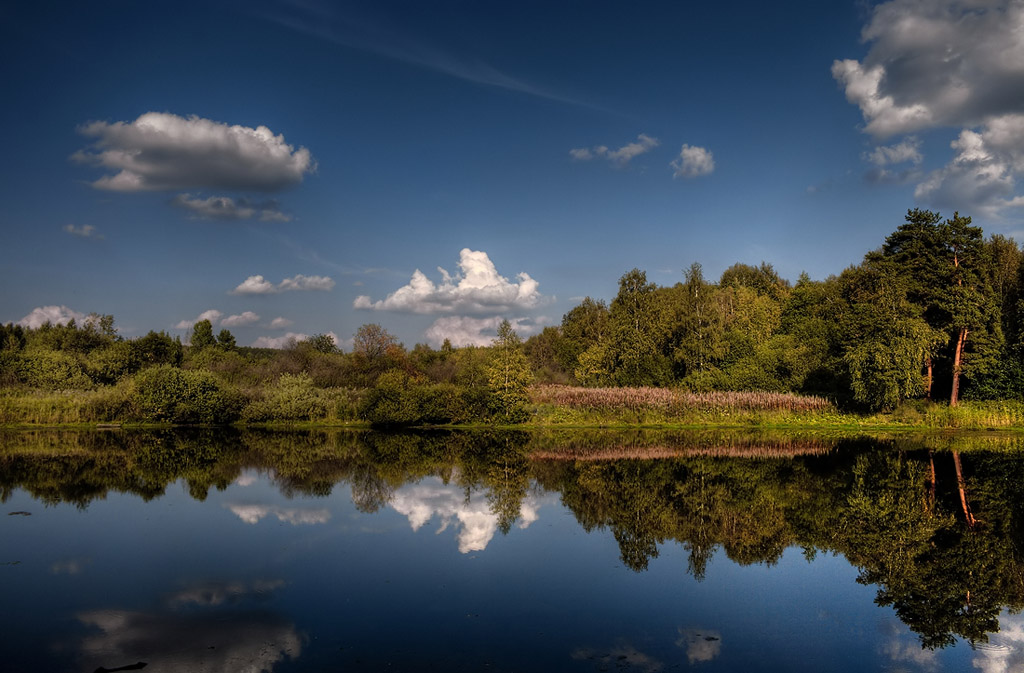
<box><xmin>260</xmin><ymin>1</ymin><xmax>594</xmax><ymax>109</ymax></box>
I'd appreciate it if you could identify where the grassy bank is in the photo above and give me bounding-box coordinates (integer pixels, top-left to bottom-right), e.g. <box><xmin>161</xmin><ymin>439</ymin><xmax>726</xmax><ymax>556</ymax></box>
<box><xmin>3</xmin><ymin>384</ymin><xmax>1024</xmax><ymax>432</ymax></box>
<box><xmin>525</xmin><ymin>386</ymin><xmax>1024</xmax><ymax>431</ymax></box>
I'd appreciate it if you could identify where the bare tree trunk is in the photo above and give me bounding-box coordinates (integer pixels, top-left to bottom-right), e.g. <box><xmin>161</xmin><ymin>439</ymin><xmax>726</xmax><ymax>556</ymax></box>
<box><xmin>927</xmin><ymin>450</ymin><xmax>936</xmax><ymax>512</ymax></box>
<box><xmin>950</xmin><ymin>328</ymin><xmax>967</xmax><ymax>407</ymax></box>
<box><xmin>952</xmin><ymin>451</ymin><xmax>977</xmax><ymax>529</ymax></box>
<box><xmin>925</xmin><ymin>357</ymin><xmax>933</xmax><ymax>400</ymax></box>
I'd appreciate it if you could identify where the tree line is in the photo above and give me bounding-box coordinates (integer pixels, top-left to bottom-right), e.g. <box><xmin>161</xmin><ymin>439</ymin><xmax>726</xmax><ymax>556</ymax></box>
<box><xmin>2</xmin><ymin>207</ymin><xmax>1022</xmax><ymax>420</ymax></box>
<box><xmin>528</xmin><ymin>208</ymin><xmax>1022</xmax><ymax>410</ymax></box>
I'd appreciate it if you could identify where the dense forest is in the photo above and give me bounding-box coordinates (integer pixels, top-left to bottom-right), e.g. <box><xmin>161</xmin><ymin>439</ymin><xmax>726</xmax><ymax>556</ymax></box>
<box><xmin>3</xmin><ymin>208</ymin><xmax>1024</xmax><ymax>424</ymax></box>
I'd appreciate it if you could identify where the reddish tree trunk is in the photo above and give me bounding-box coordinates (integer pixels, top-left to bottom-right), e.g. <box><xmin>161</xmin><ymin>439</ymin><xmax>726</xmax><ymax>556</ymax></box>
<box><xmin>927</xmin><ymin>450</ymin><xmax>937</xmax><ymax>511</ymax></box>
<box><xmin>952</xmin><ymin>451</ymin><xmax>977</xmax><ymax>529</ymax></box>
<box><xmin>950</xmin><ymin>328</ymin><xmax>967</xmax><ymax>407</ymax></box>
<box><xmin>925</xmin><ymin>357</ymin><xmax>933</xmax><ymax>400</ymax></box>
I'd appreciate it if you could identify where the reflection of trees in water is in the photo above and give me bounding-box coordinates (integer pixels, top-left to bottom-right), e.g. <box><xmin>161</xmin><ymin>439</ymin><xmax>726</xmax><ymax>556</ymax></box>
<box><xmin>7</xmin><ymin>428</ymin><xmax>1024</xmax><ymax>648</ymax></box>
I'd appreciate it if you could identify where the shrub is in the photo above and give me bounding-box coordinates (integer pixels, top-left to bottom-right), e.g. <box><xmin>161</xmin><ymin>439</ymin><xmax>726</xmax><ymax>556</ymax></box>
<box><xmin>242</xmin><ymin>372</ymin><xmax>331</xmax><ymax>423</ymax></box>
<box><xmin>358</xmin><ymin>371</ymin><xmax>494</xmax><ymax>426</ymax></box>
<box><xmin>15</xmin><ymin>350</ymin><xmax>93</xmax><ymax>390</ymax></box>
<box><xmin>133</xmin><ymin>365</ymin><xmax>242</xmax><ymax>424</ymax></box>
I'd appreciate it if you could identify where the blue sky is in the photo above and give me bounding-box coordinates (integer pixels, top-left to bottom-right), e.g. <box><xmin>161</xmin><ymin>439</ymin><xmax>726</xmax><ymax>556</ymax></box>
<box><xmin>4</xmin><ymin>0</ymin><xmax>1024</xmax><ymax>348</ymax></box>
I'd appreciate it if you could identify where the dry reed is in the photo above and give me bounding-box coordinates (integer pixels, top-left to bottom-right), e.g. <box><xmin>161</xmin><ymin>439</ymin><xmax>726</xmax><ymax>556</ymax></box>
<box><xmin>530</xmin><ymin>385</ymin><xmax>833</xmax><ymax>413</ymax></box>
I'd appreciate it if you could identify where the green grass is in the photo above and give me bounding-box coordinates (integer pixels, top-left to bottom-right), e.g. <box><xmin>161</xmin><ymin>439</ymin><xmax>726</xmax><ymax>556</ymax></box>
<box><xmin>3</xmin><ymin>382</ymin><xmax>1024</xmax><ymax>432</ymax></box>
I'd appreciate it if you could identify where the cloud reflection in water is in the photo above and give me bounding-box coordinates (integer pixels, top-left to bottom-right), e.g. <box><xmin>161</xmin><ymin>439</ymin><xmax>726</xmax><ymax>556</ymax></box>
<box><xmin>389</xmin><ymin>479</ymin><xmax>549</xmax><ymax>553</ymax></box>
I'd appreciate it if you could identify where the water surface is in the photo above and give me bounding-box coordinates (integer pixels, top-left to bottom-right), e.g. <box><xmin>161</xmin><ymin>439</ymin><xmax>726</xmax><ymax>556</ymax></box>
<box><xmin>2</xmin><ymin>429</ymin><xmax>1022</xmax><ymax>672</ymax></box>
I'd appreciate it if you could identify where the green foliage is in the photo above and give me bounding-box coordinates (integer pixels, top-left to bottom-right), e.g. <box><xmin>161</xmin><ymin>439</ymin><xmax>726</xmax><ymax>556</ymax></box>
<box><xmin>132</xmin><ymin>331</ymin><xmax>183</xmax><ymax>367</ymax></box>
<box><xmin>487</xmin><ymin>320</ymin><xmax>533</xmax><ymax>422</ymax></box>
<box><xmin>0</xmin><ymin>323</ymin><xmax>26</xmax><ymax>352</ymax></box>
<box><xmin>14</xmin><ymin>349</ymin><xmax>94</xmax><ymax>390</ymax></box>
<box><xmin>242</xmin><ymin>372</ymin><xmax>330</xmax><ymax>423</ymax></box>
<box><xmin>190</xmin><ymin>319</ymin><xmax>216</xmax><ymax>350</ymax></box>
<box><xmin>358</xmin><ymin>370</ymin><xmax>492</xmax><ymax>426</ymax></box>
<box><xmin>216</xmin><ymin>329</ymin><xmax>236</xmax><ymax>351</ymax></box>
<box><xmin>133</xmin><ymin>365</ymin><xmax>242</xmax><ymax>424</ymax></box>
<box><xmin>84</xmin><ymin>340</ymin><xmax>139</xmax><ymax>385</ymax></box>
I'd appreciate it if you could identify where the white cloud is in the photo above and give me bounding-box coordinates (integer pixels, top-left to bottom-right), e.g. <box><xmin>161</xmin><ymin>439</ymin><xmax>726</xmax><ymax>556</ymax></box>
<box><xmin>914</xmin><ymin>124</ymin><xmax>1024</xmax><ymax>217</ymax></box>
<box><xmin>172</xmin><ymin>194</ymin><xmax>292</xmax><ymax>222</ymax></box>
<box><xmin>278</xmin><ymin>274</ymin><xmax>335</xmax><ymax>292</ymax></box>
<box><xmin>833</xmin><ymin>1</ymin><xmax>1024</xmax><ymax>138</ymax></box>
<box><xmin>232</xmin><ymin>275</ymin><xmax>278</xmax><ymax>295</ymax></box>
<box><xmin>73</xmin><ymin>112</ymin><xmax>315</xmax><ymax>192</ymax></box>
<box><xmin>174</xmin><ymin>309</ymin><xmax>223</xmax><ymax>330</ymax></box>
<box><xmin>220</xmin><ymin>311</ymin><xmax>260</xmax><ymax>327</ymax></box>
<box><xmin>17</xmin><ymin>305</ymin><xmax>87</xmax><ymax>328</ymax></box>
<box><xmin>354</xmin><ymin>248</ymin><xmax>541</xmax><ymax>315</ymax></box>
<box><xmin>250</xmin><ymin>332</ymin><xmax>320</xmax><ymax>349</ymax></box>
<box><xmin>423</xmin><ymin>315</ymin><xmax>541</xmax><ymax>347</ymax></box>
<box><xmin>225</xmin><ymin>503</ymin><xmax>330</xmax><ymax>525</ymax></box>
<box><xmin>671</xmin><ymin>144</ymin><xmax>715</xmax><ymax>178</ymax></box>
<box><xmin>268</xmin><ymin>316</ymin><xmax>294</xmax><ymax>329</ymax></box>
<box><xmin>676</xmin><ymin>629</ymin><xmax>722</xmax><ymax>665</ymax></box>
<box><xmin>864</xmin><ymin>137</ymin><xmax>924</xmax><ymax>184</ymax></box>
<box><xmin>865</xmin><ymin>137</ymin><xmax>923</xmax><ymax>166</ymax></box>
<box><xmin>77</xmin><ymin>609</ymin><xmax>301</xmax><ymax>673</ymax></box>
<box><xmin>570</xmin><ymin>134</ymin><xmax>659</xmax><ymax>166</ymax></box>
<box><xmin>167</xmin><ymin>580</ymin><xmax>286</xmax><ymax>608</ymax></box>
<box><xmin>63</xmin><ymin>224</ymin><xmax>103</xmax><ymax>239</ymax></box>
<box><xmin>389</xmin><ymin>479</ymin><xmax>547</xmax><ymax>554</ymax></box>
<box><xmin>231</xmin><ymin>274</ymin><xmax>335</xmax><ymax>295</ymax></box>
<box><xmin>972</xmin><ymin>612</ymin><xmax>1024</xmax><ymax>673</ymax></box>
<box><xmin>834</xmin><ymin>1</ymin><xmax>1024</xmax><ymax>216</ymax></box>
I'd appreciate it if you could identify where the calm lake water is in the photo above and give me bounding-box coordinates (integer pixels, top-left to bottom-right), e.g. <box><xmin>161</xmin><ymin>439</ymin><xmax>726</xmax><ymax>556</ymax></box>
<box><xmin>2</xmin><ymin>428</ymin><xmax>1023</xmax><ymax>672</ymax></box>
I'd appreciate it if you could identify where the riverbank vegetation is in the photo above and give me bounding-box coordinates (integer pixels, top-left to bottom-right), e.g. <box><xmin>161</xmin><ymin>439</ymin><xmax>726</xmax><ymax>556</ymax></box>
<box><xmin>4</xmin><ymin>208</ymin><xmax>1024</xmax><ymax>429</ymax></box>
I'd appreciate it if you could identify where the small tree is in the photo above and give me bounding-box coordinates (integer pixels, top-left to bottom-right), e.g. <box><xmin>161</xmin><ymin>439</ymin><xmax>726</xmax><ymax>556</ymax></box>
<box><xmin>191</xmin><ymin>319</ymin><xmax>216</xmax><ymax>349</ymax></box>
<box><xmin>216</xmin><ymin>328</ymin><xmax>237</xmax><ymax>351</ymax></box>
<box><xmin>487</xmin><ymin>320</ymin><xmax>532</xmax><ymax>422</ymax></box>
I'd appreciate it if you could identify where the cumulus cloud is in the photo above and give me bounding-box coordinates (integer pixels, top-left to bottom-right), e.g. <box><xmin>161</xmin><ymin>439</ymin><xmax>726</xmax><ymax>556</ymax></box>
<box><xmin>389</xmin><ymin>478</ymin><xmax>549</xmax><ymax>554</ymax></box>
<box><xmin>250</xmin><ymin>331</ymin><xmax>338</xmax><ymax>349</ymax></box>
<box><xmin>865</xmin><ymin>137</ymin><xmax>923</xmax><ymax>166</ymax></box>
<box><xmin>72</xmin><ymin>112</ymin><xmax>315</xmax><ymax>192</ymax></box>
<box><xmin>226</xmin><ymin>503</ymin><xmax>331</xmax><ymax>525</ymax></box>
<box><xmin>570</xmin><ymin>134</ymin><xmax>660</xmax><ymax>166</ymax></box>
<box><xmin>971</xmin><ymin>612</ymin><xmax>1024</xmax><ymax>673</ymax></box>
<box><xmin>833</xmin><ymin>1</ymin><xmax>1024</xmax><ymax>138</ymax></box>
<box><xmin>231</xmin><ymin>274</ymin><xmax>335</xmax><ymax>295</ymax></box>
<box><xmin>220</xmin><ymin>311</ymin><xmax>260</xmax><ymax>327</ymax></box>
<box><xmin>63</xmin><ymin>224</ymin><xmax>103</xmax><ymax>239</ymax></box>
<box><xmin>671</xmin><ymin>144</ymin><xmax>715</xmax><ymax>178</ymax></box>
<box><xmin>251</xmin><ymin>332</ymin><xmax>308</xmax><ymax>349</ymax></box>
<box><xmin>864</xmin><ymin>137</ymin><xmax>924</xmax><ymax>184</ymax></box>
<box><xmin>17</xmin><ymin>305</ymin><xmax>88</xmax><ymax>328</ymax></box>
<box><xmin>834</xmin><ymin>1</ymin><xmax>1024</xmax><ymax>217</ymax></box>
<box><xmin>77</xmin><ymin>608</ymin><xmax>301</xmax><ymax>673</ymax></box>
<box><xmin>172</xmin><ymin>194</ymin><xmax>292</xmax><ymax>222</ymax></box>
<box><xmin>914</xmin><ymin>120</ymin><xmax>1024</xmax><ymax>217</ymax></box>
<box><xmin>174</xmin><ymin>309</ymin><xmax>223</xmax><ymax>330</ymax></box>
<box><xmin>676</xmin><ymin>629</ymin><xmax>722</xmax><ymax>665</ymax></box>
<box><xmin>424</xmin><ymin>315</ymin><xmax>542</xmax><ymax>347</ymax></box>
<box><xmin>268</xmin><ymin>315</ymin><xmax>292</xmax><ymax>329</ymax></box>
<box><xmin>354</xmin><ymin>249</ymin><xmax>541</xmax><ymax>315</ymax></box>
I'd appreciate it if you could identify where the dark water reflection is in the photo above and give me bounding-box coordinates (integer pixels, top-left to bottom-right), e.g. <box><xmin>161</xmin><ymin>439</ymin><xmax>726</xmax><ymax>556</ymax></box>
<box><xmin>3</xmin><ymin>428</ymin><xmax>1024</xmax><ymax>671</ymax></box>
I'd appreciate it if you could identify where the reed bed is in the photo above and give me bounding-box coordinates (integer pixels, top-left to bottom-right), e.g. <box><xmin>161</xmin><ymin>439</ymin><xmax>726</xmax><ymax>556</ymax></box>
<box><xmin>527</xmin><ymin>429</ymin><xmax>836</xmax><ymax>460</ymax></box>
<box><xmin>530</xmin><ymin>385</ymin><xmax>834</xmax><ymax>414</ymax></box>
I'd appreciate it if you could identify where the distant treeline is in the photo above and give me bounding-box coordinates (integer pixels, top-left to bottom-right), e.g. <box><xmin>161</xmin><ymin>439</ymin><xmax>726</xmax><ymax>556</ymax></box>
<box><xmin>2</xmin><ymin>208</ymin><xmax>1023</xmax><ymax>422</ymax></box>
